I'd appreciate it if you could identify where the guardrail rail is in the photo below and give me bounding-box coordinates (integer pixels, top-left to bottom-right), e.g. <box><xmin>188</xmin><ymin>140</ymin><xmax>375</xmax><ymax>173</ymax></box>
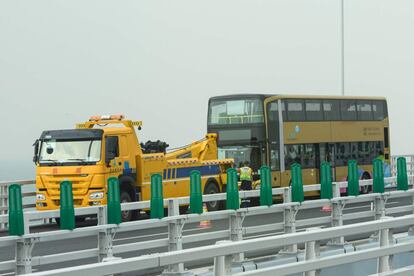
<box><xmin>0</xmin><ymin>174</ymin><xmax>414</xmax><ymax>275</ymax></box>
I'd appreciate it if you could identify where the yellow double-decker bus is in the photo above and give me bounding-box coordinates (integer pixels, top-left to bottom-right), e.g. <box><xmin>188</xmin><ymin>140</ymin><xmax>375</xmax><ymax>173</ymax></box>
<box><xmin>207</xmin><ymin>94</ymin><xmax>390</xmax><ymax>192</ymax></box>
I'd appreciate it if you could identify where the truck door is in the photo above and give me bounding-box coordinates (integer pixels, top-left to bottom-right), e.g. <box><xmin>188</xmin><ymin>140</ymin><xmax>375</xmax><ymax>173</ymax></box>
<box><xmin>105</xmin><ymin>136</ymin><xmax>123</xmax><ymax>179</ymax></box>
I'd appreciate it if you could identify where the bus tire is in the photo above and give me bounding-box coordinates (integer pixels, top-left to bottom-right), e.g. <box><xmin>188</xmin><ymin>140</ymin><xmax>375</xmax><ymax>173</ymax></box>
<box><xmin>120</xmin><ymin>179</ymin><xmax>139</xmax><ymax>221</ymax></box>
<box><xmin>204</xmin><ymin>180</ymin><xmax>220</xmax><ymax>212</ymax></box>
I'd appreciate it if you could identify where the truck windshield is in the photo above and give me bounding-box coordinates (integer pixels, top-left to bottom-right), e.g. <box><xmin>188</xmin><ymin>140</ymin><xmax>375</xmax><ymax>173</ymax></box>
<box><xmin>39</xmin><ymin>139</ymin><xmax>102</xmax><ymax>165</ymax></box>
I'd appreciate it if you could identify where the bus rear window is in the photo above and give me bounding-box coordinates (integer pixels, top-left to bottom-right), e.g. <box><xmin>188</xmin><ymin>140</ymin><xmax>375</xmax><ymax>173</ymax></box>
<box><xmin>208</xmin><ymin>99</ymin><xmax>264</xmax><ymax>125</ymax></box>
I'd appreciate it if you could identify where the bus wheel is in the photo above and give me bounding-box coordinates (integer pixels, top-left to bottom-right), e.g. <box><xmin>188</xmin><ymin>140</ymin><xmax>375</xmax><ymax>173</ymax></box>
<box><xmin>360</xmin><ymin>173</ymin><xmax>372</xmax><ymax>194</ymax></box>
<box><xmin>204</xmin><ymin>181</ymin><xmax>220</xmax><ymax>212</ymax></box>
<box><xmin>120</xmin><ymin>190</ymin><xmax>138</xmax><ymax>222</ymax></box>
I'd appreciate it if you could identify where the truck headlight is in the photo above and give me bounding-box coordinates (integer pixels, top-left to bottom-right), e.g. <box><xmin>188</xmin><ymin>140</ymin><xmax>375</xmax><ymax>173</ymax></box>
<box><xmin>36</xmin><ymin>194</ymin><xmax>46</xmax><ymax>201</ymax></box>
<box><xmin>89</xmin><ymin>192</ymin><xmax>104</xmax><ymax>200</ymax></box>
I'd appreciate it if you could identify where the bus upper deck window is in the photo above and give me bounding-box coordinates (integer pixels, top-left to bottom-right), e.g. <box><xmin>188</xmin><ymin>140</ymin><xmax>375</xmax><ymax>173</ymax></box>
<box><xmin>340</xmin><ymin>100</ymin><xmax>357</xmax><ymax>120</ymax></box>
<box><xmin>305</xmin><ymin>100</ymin><xmax>323</xmax><ymax>121</ymax></box>
<box><xmin>286</xmin><ymin>100</ymin><xmax>305</xmax><ymax>121</ymax></box>
<box><xmin>357</xmin><ymin>100</ymin><xmax>373</xmax><ymax>120</ymax></box>
<box><xmin>323</xmin><ymin>100</ymin><xmax>340</xmax><ymax>121</ymax></box>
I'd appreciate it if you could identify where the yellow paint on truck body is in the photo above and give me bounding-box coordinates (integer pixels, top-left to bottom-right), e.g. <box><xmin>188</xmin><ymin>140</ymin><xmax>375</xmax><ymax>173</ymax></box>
<box><xmin>35</xmin><ymin>118</ymin><xmax>232</xmax><ymax>210</ymax></box>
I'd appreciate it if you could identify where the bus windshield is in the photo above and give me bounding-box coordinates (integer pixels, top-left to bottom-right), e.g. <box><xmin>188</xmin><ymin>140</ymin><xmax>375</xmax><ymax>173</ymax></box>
<box><xmin>208</xmin><ymin>98</ymin><xmax>264</xmax><ymax>125</ymax></box>
<box><xmin>218</xmin><ymin>145</ymin><xmax>263</xmax><ymax>171</ymax></box>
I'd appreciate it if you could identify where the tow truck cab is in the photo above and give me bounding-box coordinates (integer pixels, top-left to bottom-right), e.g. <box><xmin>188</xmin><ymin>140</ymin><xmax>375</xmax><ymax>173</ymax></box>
<box><xmin>34</xmin><ymin>117</ymin><xmax>141</xmax><ymax>211</ymax></box>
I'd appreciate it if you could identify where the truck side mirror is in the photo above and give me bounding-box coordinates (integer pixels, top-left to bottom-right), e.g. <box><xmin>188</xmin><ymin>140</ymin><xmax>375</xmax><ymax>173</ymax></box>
<box><xmin>33</xmin><ymin>139</ymin><xmax>39</xmax><ymax>163</ymax></box>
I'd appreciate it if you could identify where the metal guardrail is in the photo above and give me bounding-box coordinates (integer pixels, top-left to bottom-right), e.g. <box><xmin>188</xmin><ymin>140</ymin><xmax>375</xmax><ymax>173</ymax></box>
<box><xmin>1</xmin><ymin>175</ymin><xmax>413</xmax><ymax>275</ymax></box>
<box><xmin>0</xmin><ymin>154</ymin><xmax>410</xmax><ymax>230</ymax></box>
<box><xmin>0</xmin><ymin>180</ymin><xmax>37</xmax><ymax>229</ymax></box>
<box><xmin>0</xmin><ymin>175</ymin><xmax>406</xmax><ymax>234</ymax></box>
<box><xmin>26</xmin><ymin>215</ymin><xmax>414</xmax><ymax>276</ymax></box>
<box><xmin>391</xmin><ymin>154</ymin><xmax>414</xmax><ymax>176</ymax></box>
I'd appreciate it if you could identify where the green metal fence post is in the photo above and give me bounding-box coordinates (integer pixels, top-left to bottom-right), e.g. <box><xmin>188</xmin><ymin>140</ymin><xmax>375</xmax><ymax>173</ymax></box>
<box><xmin>291</xmin><ymin>163</ymin><xmax>304</xmax><ymax>203</ymax></box>
<box><xmin>397</xmin><ymin>157</ymin><xmax>408</xmax><ymax>191</ymax></box>
<box><xmin>320</xmin><ymin>162</ymin><xmax>333</xmax><ymax>199</ymax></box>
<box><xmin>260</xmin><ymin>166</ymin><xmax>272</xmax><ymax>206</ymax></box>
<box><xmin>107</xmin><ymin>177</ymin><xmax>122</xmax><ymax>224</ymax></box>
<box><xmin>189</xmin><ymin>170</ymin><xmax>203</xmax><ymax>214</ymax></box>
<box><xmin>226</xmin><ymin>168</ymin><xmax>240</xmax><ymax>210</ymax></box>
<box><xmin>150</xmin><ymin>174</ymin><xmax>164</xmax><ymax>219</ymax></box>
<box><xmin>8</xmin><ymin>184</ymin><xmax>24</xmax><ymax>236</ymax></box>
<box><xmin>373</xmin><ymin>158</ymin><xmax>385</xmax><ymax>193</ymax></box>
<box><xmin>347</xmin><ymin>160</ymin><xmax>359</xmax><ymax>196</ymax></box>
<box><xmin>60</xmin><ymin>180</ymin><xmax>75</xmax><ymax>230</ymax></box>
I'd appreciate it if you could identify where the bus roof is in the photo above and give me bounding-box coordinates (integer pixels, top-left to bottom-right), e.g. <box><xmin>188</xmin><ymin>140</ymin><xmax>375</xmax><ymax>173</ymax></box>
<box><xmin>208</xmin><ymin>94</ymin><xmax>386</xmax><ymax>102</ymax></box>
<box><xmin>265</xmin><ymin>94</ymin><xmax>387</xmax><ymax>102</ymax></box>
<box><xmin>209</xmin><ymin>94</ymin><xmax>275</xmax><ymax>101</ymax></box>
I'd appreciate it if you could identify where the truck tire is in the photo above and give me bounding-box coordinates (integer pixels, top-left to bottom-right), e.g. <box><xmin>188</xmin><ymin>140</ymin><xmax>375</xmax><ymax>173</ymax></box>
<box><xmin>204</xmin><ymin>181</ymin><xmax>220</xmax><ymax>212</ymax></box>
<box><xmin>120</xmin><ymin>190</ymin><xmax>138</xmax><ymax>222</ymax></box>
<box><xmin>119</xmin><ymin>176</ymin><xmax>139</xmax><ymax>221</ymax></box>
<box><xmin>360</xmin><ymin>172</ymin><xmax>372</xmax><ymax>194</ymax></box>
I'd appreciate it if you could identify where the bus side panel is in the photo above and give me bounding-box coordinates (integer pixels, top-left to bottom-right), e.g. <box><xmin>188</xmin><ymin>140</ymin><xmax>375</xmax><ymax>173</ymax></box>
<box><xmin>331</xmin><ymin>121</ymin><xmax>383</xmax><ymax>142</ymax></box>
<box><xmin>302</xmin><ymin>168</ymin><xmax>318</xmax><ymax>186</ymax></box>
<box><xmin>283</xmin><ymin>122</ymin><xmax>331</xmax><ymax>144</ymax></box>
<box><xmin>280</xmin><ymin>169</ymin><xmax>319</xmax><ymax>196</ymax></box>
<box><xmin>335</xmin><ymin>166</ymin><xmax>348</xmax><ymax>182</ymax></box>
<box><xmin>281</xmin><ymin>171</ymin><xmax>291</xmax><ymax>187</ymax></box>
<box><xmin>271</xmin><ymin>171</ymin><xmax>281</xmax><ymax>187</ymax></box>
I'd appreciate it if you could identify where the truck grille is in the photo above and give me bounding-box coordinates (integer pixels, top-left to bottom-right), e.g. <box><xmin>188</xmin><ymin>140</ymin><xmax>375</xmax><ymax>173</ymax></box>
<box><xmin>41</xmin><ymin>174</ymin><xmax>92</xmax><ymax>196</ymax></box>
<box><xmin>52</xmin><ymin>199</ymin><xmax>84</xmax><ymax>206</ymax></box>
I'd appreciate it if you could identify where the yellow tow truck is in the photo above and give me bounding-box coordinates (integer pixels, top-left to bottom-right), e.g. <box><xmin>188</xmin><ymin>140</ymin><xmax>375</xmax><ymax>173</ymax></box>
<box><xmin>33</xmin><ymin>115</ymin><xmax>233</xmax><ymax>220</ymax></box>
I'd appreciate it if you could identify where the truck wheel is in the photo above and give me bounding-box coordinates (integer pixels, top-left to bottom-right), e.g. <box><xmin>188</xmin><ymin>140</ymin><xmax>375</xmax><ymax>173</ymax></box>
<box><xmin>204</xmin><ymin>181</ymin><xmax>220</xmax><ymax>212</ymax></box>
<box><xmin>120</xmin><ymin>191</ymin><xmax>138</xmax><ymax>221</ymax></box>
<box><xmin>360</xmin><ymin>173</ymin><xmax>372</xmax><ymax>194</ymax></box>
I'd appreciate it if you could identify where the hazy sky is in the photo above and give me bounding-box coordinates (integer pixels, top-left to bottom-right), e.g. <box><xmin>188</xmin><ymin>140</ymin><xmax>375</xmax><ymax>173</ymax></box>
<box><xmin>1</xmin><ymin>0</ymin><xmax>414</xmax><ymax>179</ymax></box>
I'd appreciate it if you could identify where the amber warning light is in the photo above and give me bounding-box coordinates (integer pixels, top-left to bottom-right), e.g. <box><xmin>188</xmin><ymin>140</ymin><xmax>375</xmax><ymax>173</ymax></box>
<box><xmin>89</xmin><ymin>114</ymin><xmax>125</xmax><ymax>121</ymax></box>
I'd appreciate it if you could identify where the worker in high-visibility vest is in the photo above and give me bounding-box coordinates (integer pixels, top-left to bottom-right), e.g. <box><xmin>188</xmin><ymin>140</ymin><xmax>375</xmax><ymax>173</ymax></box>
<box><xmin>239</xmin><ymin>161</ymin><xmax>253</xmax><ymax>208</ymax></box>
